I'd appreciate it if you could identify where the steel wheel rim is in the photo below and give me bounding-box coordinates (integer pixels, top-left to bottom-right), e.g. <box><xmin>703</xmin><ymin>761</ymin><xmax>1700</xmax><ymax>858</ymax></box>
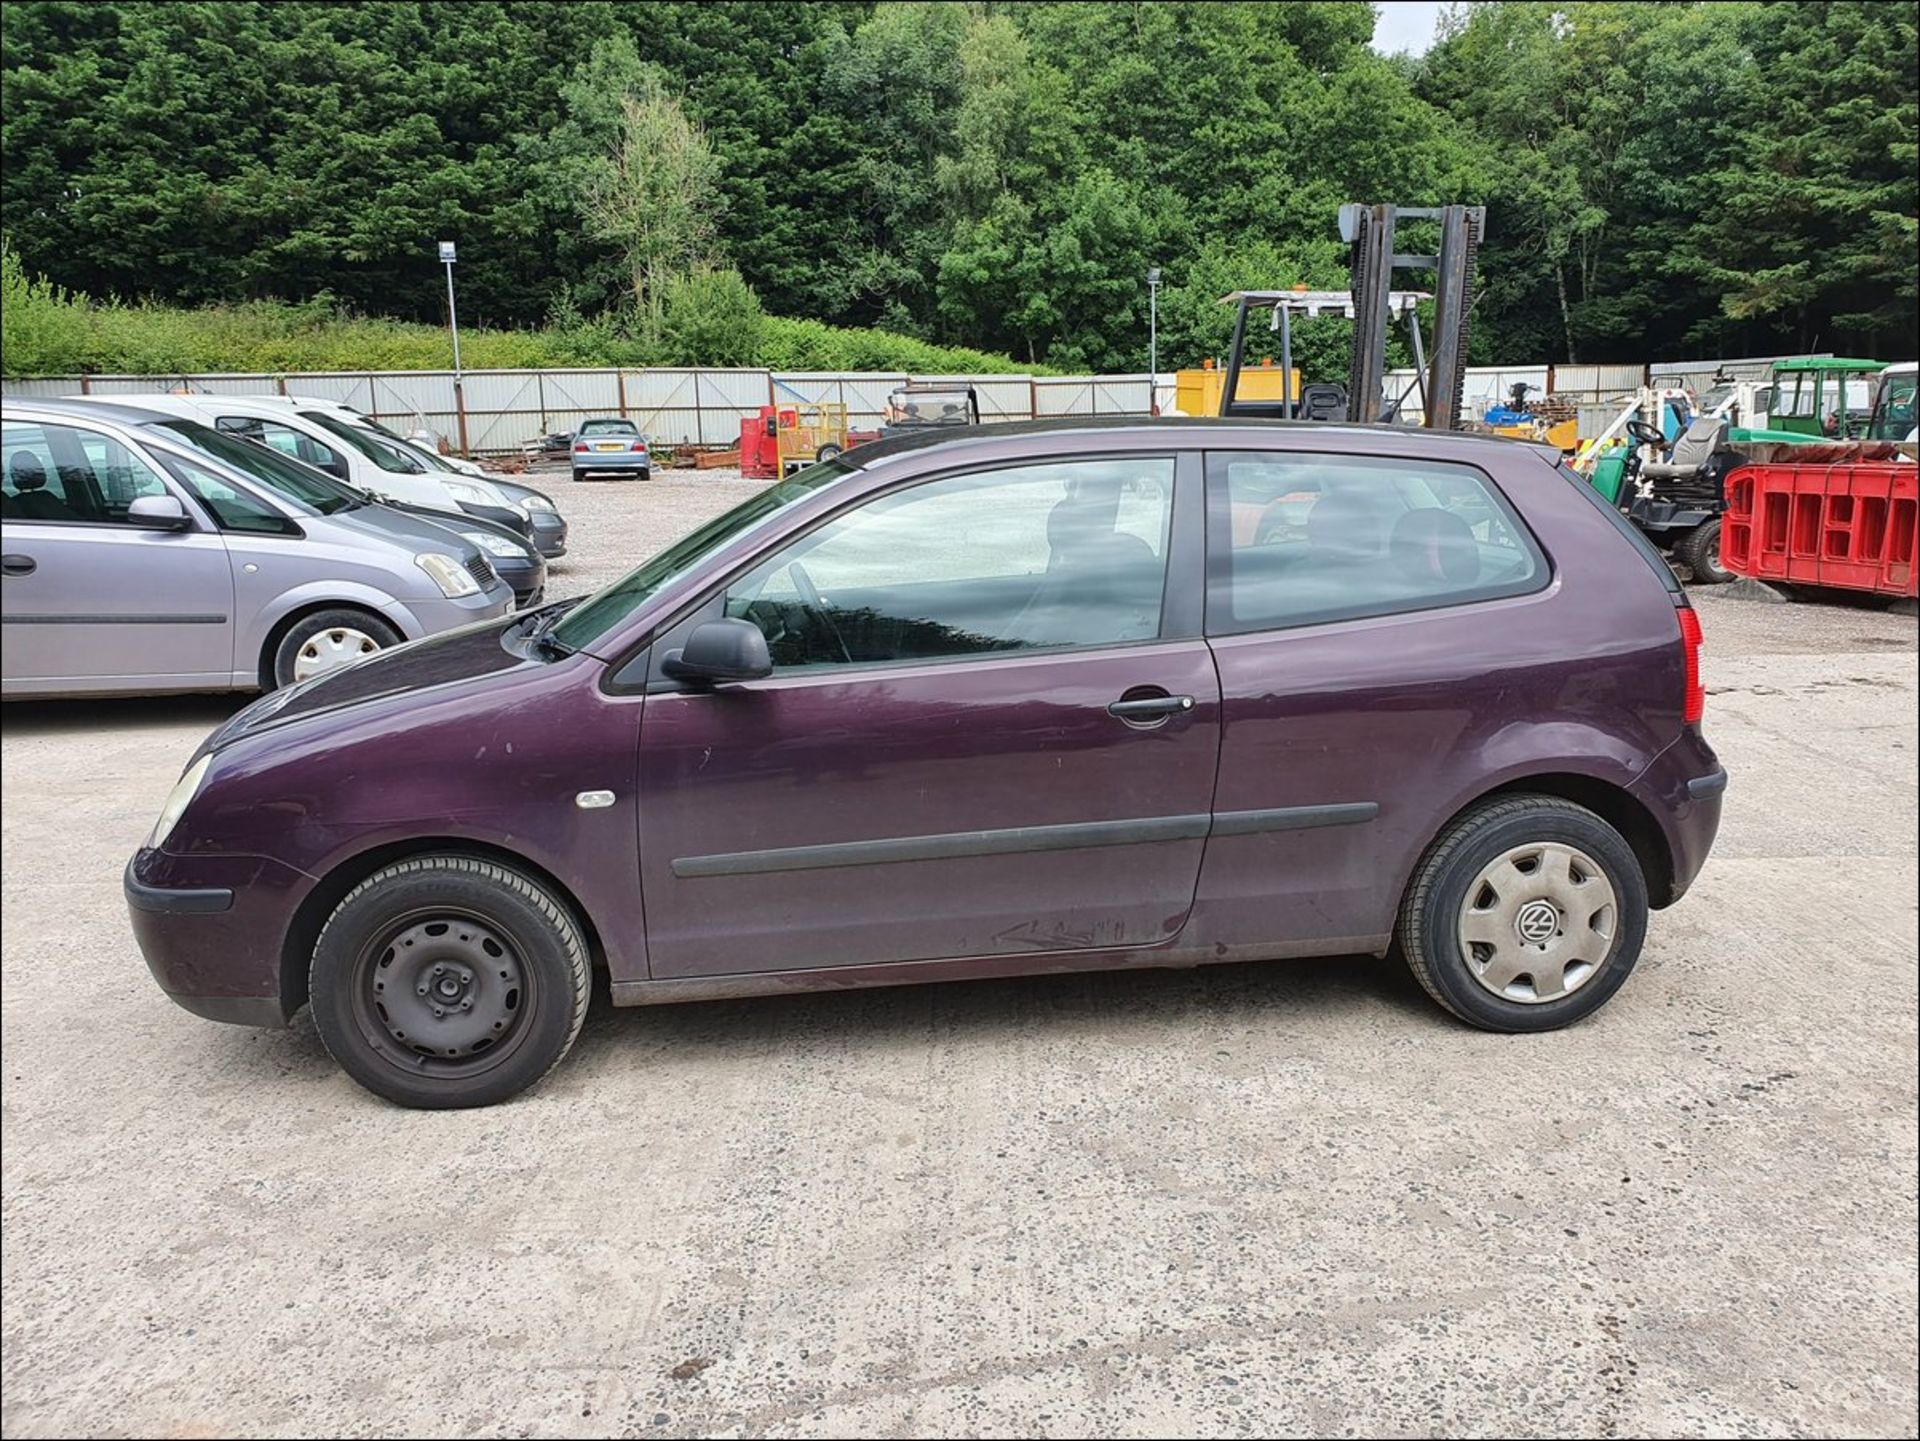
<box><xmin>347</xmin><ymin>908</ymin><xmax>537</xmax><ymax>1078</ymax></box>
<box><xmin>293</xmin><ymin>626</ymin><xmax>381</xmax><ymax>682</ymax></box>
<box><xmin>1457</xmin><ymin>841</ymin><xmax>1618</xmax><ymax>1004</ymax></box>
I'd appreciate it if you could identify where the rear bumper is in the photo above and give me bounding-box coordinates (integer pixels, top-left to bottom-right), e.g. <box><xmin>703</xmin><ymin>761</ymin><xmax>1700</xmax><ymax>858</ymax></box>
<box><xmin>1630</xmin><ymin>730</ymin><xmax>1726</xmax><ymax>906</ymax></box>
<box><xmin>572</xmin><ymin>451</ymin><xmax>650</xmax><ymax>474</ymax></box>
<box><xmin>125</xmin><ymin>848</ymin><xmax>311</xmax><ymax>1028</ymax></box>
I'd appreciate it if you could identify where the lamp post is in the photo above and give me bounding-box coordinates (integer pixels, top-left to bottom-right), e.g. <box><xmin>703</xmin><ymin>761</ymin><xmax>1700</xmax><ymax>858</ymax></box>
<box><xmin>438</xmin><ymin>240</ymin><xmax>470</xmax><ymax>456</ymax></box>
<box><xmin>1146</xmin><ymin>266</ymin><xmax>1162</xmax><ymax>413</ymax></box>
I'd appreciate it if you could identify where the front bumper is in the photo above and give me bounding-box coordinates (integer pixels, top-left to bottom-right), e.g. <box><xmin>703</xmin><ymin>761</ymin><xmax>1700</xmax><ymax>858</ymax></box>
<box><xmin>125</xmin><ymin>848</ymin><xmax>312</xmax><ymax>1028</ymax></box>
<box><xmin>528</xmin><ymin>512</ymin><xmax>569</xmax><ymax>558</ymax></box>
<box><xmin>488</xmin><ymin>551</ymin><xmax>548</xmax><ymax>609</ymax></box>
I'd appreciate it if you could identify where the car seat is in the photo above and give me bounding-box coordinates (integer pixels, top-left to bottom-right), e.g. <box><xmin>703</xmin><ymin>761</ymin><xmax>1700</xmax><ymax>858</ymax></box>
<box><xmin>6</xmin><ymin>452</ymin><xmax>81</xmax><ymax>522</ymax></box>
<box><xmin>1641</xmin><ymin>416</ymin><xmax>1728</xmax><ymax>483</ymax></box>
<box><xmin>1389</xmin><ymin>508</ymin><xmax>1480</xmax><ymax>589</ymax></box>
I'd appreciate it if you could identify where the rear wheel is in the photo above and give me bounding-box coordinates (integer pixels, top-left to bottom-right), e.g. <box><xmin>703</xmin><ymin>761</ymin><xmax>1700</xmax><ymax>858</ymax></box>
<box><xmin>270</xmin><ymin>608</ymin><xmax>402</xmax><ymax>689</ymax></box>
<box><xmin>309</xmin><ymin>855</ymin><xmax>590</xmax><ymax>1108</ymax></box>
<box><xmin>1396</xmin><ymin>796</ymin><xmax>1648</xmax><ymax>1032</ymax></box>
<box><xmin>1679</xmin><ymin>518</ymin><xmax>1732</xmax><ymax>584</ymax></box>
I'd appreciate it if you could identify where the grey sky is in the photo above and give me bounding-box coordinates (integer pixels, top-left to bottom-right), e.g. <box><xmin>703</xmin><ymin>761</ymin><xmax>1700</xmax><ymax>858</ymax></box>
<box><xmin>1370</xmin><ymin>1</ymin><xmax>1449</xmax><ymax>55</ymax></box>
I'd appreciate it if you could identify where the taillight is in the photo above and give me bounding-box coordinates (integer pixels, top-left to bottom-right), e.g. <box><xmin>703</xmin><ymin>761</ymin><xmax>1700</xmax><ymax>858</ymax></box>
<box><xmin>572</xmin><ymin>441</ymin><xmax>588</xmax><ymax>453</ymax></box>
<box><xmin>1676</xmin><ymin>601</ymin><xmax>1705</xmax><ymax>725</ymax></box>
<box><xmin>630</xmin><ymin>440</ymin><xmax>648</xmax><ymax>453</ymax></box>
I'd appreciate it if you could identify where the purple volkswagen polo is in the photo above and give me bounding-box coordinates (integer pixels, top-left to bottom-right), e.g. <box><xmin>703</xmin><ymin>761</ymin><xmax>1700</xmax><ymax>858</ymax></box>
<box><xmin>126</xmin><ymin>419</ymin><xmax>1725</xmax><ymax>1108</ymax></box>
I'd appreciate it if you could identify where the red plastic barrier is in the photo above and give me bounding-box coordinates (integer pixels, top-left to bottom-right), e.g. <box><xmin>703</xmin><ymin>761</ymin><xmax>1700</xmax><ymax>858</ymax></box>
<box><xmin>1722</xmin><ymin>461</ymin><xmax>1918</xmax><ymax>598</ymax></box>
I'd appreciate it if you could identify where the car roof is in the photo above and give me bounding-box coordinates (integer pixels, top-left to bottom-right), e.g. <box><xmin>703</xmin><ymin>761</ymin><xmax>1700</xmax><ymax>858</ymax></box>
<box><xmin>843</xmin><ymin>415</ymin><xmax>1563</xmax><ymax>468</ymax></box>
<box><xmin>5</xmin><ymin>395</ymin><xmax>189</xmax><ymax>426</ymax></box>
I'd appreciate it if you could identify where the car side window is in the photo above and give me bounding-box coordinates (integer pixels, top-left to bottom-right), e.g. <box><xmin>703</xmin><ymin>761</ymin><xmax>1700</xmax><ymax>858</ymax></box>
<box><xmin>723</xmin><ymin>458</ymin><xmax>1175</xmax><ymax>670</ymax></box>
<box><xmin>161</xmin><ymin>453</ymin><xmax>301</xmax><ymax>535</ymax></box>
<box><xmin>1205</xmin><ymin>452</ymin><xmax>1544</xmax><ymax>634</ymax></box>
<box><xmin>1</xmin><ymin>419</ymin><xmax>170</xmax><ymax>525</ymax></box>
<box><xmin>216</xmin><ymin>416</ymin><xmax>343</xmax><ymax>473</ymax></box>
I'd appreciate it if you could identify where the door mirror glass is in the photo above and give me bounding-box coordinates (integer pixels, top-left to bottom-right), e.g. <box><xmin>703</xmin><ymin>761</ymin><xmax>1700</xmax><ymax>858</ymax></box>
<box><xmin>127</xmin><ymin>494</ymin><xmax>192</xmax><ymax>530</ymax></box>
<box><xmin>662</xmin><ymin>618</ymin><xmax>773</xmax><ymax>686</ymax></box>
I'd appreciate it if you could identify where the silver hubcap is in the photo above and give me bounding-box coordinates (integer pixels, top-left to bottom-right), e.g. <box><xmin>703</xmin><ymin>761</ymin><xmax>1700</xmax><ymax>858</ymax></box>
<box><xmin>292</xmin><ymin>627</ymin><xmax>380</xmax><ymax>682</ymax></box>
<box><xmin>1457</xmin><ymin>842</ymin><xmax>1618</xmax><ymax>1004</ymax></box>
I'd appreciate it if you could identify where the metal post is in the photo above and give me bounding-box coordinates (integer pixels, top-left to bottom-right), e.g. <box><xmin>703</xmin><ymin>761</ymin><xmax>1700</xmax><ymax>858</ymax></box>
<box><xmin>1146</xmin><ymin>266</ymin><xmax>1161</xmax><ymax>412</ymax></box>
<box><xmin>1279</xmin><ymin>304</ymin><xmax>1294</xmax><ymax>419</ymax></box>
<box><xmin>438</xmin><ymin>241</ymin><xmax>469</xmax><ymax>456</ymax></box>
<box><xmin>1220</xmin><ymin>298</ymin><xmax>1251</xmax><ymax>416</ymax></box>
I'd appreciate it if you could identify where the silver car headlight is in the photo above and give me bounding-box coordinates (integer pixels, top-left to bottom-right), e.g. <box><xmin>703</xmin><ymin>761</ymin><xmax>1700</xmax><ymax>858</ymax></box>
<box><xmin>521</xmin><ymin>495</ymin><xmax>556</xmax><ymax>513</ymax></box>
<box><xmin>415</xmin><ymin>551</ymin><xmax>482</xmax><ymax>598</ymax></box>
<box><xmin>147</xmin><ymin>754</ymin><xmax>212</xmax><ymax>850</ymax></box>
<box><xmin>460</xmin><ymin>530</ymin><xmax>529</xmax><ymax>560</ymax></box>
<box><xmin>441</xmin><ymin>478</ymin><xmax>489</xmax><ymax>505</ymax></box>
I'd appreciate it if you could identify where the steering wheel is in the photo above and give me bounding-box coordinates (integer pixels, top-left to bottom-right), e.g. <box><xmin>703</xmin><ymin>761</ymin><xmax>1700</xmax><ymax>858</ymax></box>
<box><xmin>1626</xmin><ymin>420</ymin><xmax>1667</xmax><ymax>448</ymax></box>
<box><xmin>787</xmin><ymin>561</ymin><xmax>851</xmax><ymax>665</ymax></box>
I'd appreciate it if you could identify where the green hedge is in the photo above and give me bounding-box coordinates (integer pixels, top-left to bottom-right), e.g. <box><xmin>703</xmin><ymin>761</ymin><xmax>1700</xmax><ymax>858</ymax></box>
<box><xmin>0</xmin><ymin>247</ymin><xmax>1045</xmax><ymax>378</ymax></box>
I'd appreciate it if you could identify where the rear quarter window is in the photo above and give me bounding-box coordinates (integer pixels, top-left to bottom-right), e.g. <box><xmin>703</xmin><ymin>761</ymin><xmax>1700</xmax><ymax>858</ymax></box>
<box><xmin>1205</xmin><ymin>451</ymin><xmax>1548</xmax><ymax>634</ymax></box>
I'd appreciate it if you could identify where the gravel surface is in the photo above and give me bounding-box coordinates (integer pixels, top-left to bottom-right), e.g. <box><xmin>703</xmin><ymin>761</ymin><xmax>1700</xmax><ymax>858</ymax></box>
<box><xmin>2</xmin><ymin>468</ymin><xmax>1915</xmax><ymax>1439</ymax></box>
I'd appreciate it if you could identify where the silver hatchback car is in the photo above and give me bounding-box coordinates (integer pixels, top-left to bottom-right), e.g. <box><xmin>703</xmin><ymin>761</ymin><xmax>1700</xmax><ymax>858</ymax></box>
<box><xmin>1</xmin><ymin>399</ymin><xmax>514</xmax><ymax>699</ymax></box>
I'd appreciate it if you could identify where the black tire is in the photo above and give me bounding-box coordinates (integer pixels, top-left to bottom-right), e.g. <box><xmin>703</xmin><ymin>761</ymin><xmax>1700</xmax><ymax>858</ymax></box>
<box><xmin>635</xmin><ymin>468</ymin><xmax>650</xmax><ymax>482</ymax></box>
<box><xmin>309</xmin><ymin>855</ymin><xmax>590</xmax><ymax>1109</ymax></box>
<box><xmin>1679</xmin><ymin>518</ymin><xmax>1732</xmax><ymax>585</ymax></box>
<box><xmin>268</xmin><ymin>608</ymin><xmax>403</xmax><ymax>690</ymax></box>
<box><xmin>1396</xmin><ymin>795</ymin><xmax>1649</xmax><ymax>1033</ymax></box>
<box><xmin>815</xmin><ymin>444</ymin><xmax>843</xmax><ymax>463</ymax></box>
<box><xmin>570</xmin><ymin>467</ymin><xmax>588</xmax><ymax>483</ymax></box>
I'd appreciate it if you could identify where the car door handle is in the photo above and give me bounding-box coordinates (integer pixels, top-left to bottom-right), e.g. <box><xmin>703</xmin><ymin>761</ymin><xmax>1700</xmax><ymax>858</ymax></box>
<box><xmin>1</xmin><ymin>554</ymin><xmax>35</xmax><ymax>577</ymax></box>
<box><xmin>1107</xmin><ymin>693</ymin><xmax>1195</xmax><ymax>719</ymax></box>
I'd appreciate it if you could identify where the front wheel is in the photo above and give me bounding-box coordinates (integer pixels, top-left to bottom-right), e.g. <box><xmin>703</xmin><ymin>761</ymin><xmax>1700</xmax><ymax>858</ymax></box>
<box><xmin>309</xmin><ymin>855</ymin><xmax>590</xmax><ymax>1108</ymax></box>
<box><xmin>270</xmin><ymin>608</ymin><xmax>402</xmax><ymax>689</ymax></box>
<box><xmin>1396</xmin><ymin>796</ymin><xmax>1649</xmax><ymax>1032</ymax></box>
<box><xmin>1679</xmin><ymin>518</ymin><xmax>1732</xmax><ymax>584</ymax></box>
<box><xmin>815</xmin><ymin>443</ymin><xmax>844</xmax><ymax>463</ymax></box>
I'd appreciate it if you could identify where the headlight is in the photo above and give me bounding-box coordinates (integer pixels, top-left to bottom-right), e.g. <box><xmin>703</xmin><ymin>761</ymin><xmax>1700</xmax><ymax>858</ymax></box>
<box><xmin>461</xmin><ymin>530</ymin><xmax>528</xmax><ymax>560</ymax></box>
<box><xmin>441</xmin><ymin>479</ymin><xmax>488</xmax><ymax>505</ymax></box>
<box><xmin>415</xmin><ymin>551</ymin><xmax>481</xmax><ymax>598</ymax></box>
<box><xmin>147</xmin><ymin>754</ymin><xmax>212</xmax><ymax>850</ymax></box>
<box><xmin>521</xmin><ymin>495</ymin><xmax>556</xmax><ymax>513</ymax></box>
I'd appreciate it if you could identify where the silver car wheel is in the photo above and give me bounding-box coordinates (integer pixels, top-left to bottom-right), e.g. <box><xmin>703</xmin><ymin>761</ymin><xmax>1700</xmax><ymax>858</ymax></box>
<box><xmin>1456</xmin><ymin>841</ymin><xmax>1618</xmax><ymax>1004</ymax></box>
<box><xmin>293</xmin><ymin>626</ymin><xmax>382</xmax><ymax>682</ymax></box>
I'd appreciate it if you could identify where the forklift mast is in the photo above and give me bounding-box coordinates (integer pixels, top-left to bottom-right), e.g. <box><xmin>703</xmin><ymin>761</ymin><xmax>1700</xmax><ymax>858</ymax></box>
<box><xmin>1214</xmin><ymin>203</ymin><xmax>1485</xmax><ymax>429</ymax></box>
<box><xmin>1342</xmin><ymin>202</ymin><xmax>1485</xmax><ymax>429</ymax></box>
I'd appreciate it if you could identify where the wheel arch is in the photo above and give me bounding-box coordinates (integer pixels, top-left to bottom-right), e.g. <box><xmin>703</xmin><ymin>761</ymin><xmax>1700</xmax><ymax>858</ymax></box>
<box><xmin>1435</xmin><ymin>772</ymin><xmax>1677</xmax><ymax>909</ymax></box>
<box><xmin>255</xmin><ymin>596</ymin><xmax>414</xmax><ymax>689</ymax></box>
<box><xmin>279</xmin><ymin>837</ymin><xmax>607</xmax><ymax>1019</ymax></box>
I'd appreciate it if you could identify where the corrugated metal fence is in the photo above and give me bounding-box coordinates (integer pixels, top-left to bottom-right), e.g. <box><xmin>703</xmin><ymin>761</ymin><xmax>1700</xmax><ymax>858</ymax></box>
<box><xmin>0</xmin><ymin>357</ymin><xmax>1822</xmax><ymax>450</ymax></box>
<box><xmin>0</xmin><ymin>368</ymin><xmax>1155</xmax><ymax>455</ymax></box>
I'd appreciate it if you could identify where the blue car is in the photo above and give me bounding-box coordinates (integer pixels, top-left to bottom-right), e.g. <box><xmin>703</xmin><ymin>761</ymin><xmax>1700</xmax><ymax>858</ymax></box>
<box><xmin>571</xmin><ymin>418</ymin><xmax>651</xmax><ymax>482</ymax></box>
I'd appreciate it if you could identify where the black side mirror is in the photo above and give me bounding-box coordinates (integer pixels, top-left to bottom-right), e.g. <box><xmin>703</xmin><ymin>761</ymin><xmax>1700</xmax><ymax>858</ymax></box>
<box><xmin>661</xmin><ymin>618</ymin><xmax>772</xmax><ymax>686</ymax></box>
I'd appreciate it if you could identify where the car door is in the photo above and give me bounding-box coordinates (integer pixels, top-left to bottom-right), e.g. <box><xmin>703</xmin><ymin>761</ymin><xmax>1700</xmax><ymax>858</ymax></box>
<box><xmin>0</xmin><ymin>416</ymin><xmax>235</xmax><ymax>695</ymax></box>
<box><xmin>636</xmin><ymin>452</ymin><xmax>1220</xmax><ymax>979</ymax></box>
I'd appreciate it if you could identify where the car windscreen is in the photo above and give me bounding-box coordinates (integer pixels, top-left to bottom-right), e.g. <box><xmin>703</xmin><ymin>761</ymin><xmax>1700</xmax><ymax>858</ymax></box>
<box><xmin>298</xmin><ymin>410</ymin><xmax>430</xmax><ymax>474</ymax></box>
<box><xmin>552</xmin><ymin>459</ymin><xmax>852</xmax><ymax>652</ymax></box>
<box><xmin>142</xmin><ymin>420</ymin><xmax>366</xmax><ymax>514</ymax></box>
<box><xmin>578</xmin><ymin>419</ymin><xmax>639</xmax><ymax>436</ymax></box>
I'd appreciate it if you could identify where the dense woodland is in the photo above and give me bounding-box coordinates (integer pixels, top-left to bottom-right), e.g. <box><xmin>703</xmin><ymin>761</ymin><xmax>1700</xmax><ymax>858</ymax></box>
<box><xmin>1</xmin><ymin>1</ymin><xmax>1915</xmax><ymax>375</ymax></box>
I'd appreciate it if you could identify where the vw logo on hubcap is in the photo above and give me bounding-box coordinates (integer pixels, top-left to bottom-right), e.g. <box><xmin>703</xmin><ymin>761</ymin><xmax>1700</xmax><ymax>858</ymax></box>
<box><xmin>1514</xmin><ymin>899</ymin><xmax>1560</xmax><ymax>945</ymax></box>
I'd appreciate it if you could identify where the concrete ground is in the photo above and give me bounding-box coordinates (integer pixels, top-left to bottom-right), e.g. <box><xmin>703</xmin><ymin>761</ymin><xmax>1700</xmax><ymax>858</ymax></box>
<box><xmin>2</xmin><ymin>467</ymin><xmax>1916</xmax><ymax>1439</ymax></box>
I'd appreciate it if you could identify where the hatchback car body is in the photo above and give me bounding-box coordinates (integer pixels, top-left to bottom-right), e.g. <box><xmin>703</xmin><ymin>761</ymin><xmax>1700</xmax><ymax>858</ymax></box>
<box><xmin>127</xmin><ymin>419</ymin><xmax>1724</xmax><ymax>1108</ymax></box>
<box><xmin>2</xmin><ymin>399</ymin><xmax>514</xmax><ymax>698</ymax></box>
<box><xmin>571</xmin><ymin>418</ymin><xmax>650</xmax><ymax>481</ymax></box>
